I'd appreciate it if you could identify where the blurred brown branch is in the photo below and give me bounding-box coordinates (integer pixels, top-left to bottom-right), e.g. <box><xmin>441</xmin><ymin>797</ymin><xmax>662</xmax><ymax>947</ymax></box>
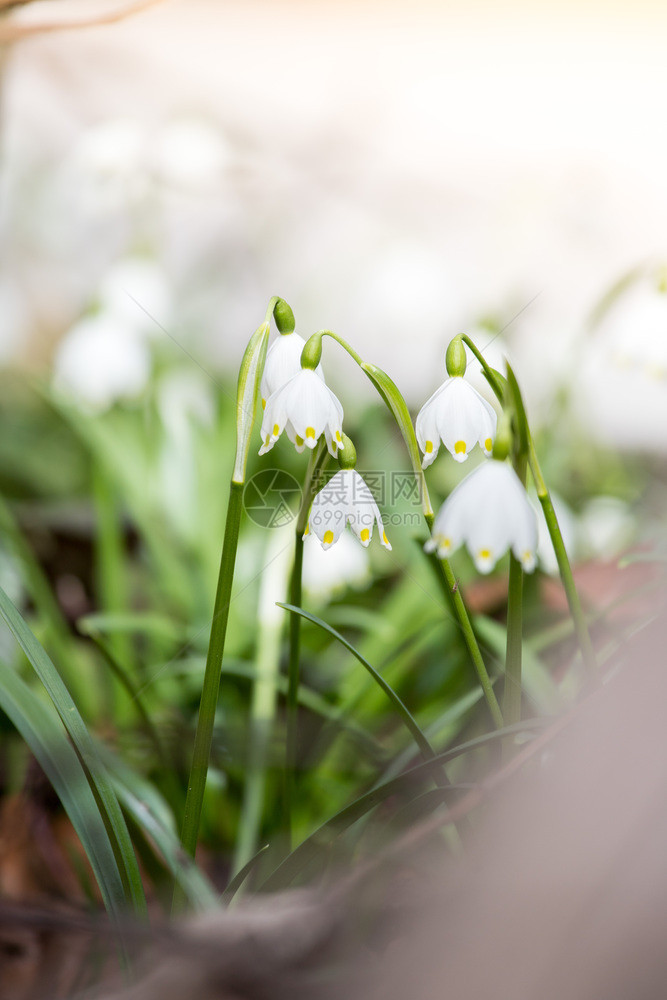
<box><xmin>0</xmin><ymin>0</ymin><xmax>166</xmax><ymax>41</ymax></box>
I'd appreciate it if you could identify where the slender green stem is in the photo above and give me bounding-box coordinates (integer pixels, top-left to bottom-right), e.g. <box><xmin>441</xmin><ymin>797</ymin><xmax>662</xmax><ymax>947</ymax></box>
<box><xmin>527</xmin><ymin>437</ymin><xmax>597</xmax><ymax>676</ymax></box>
<box><xmin>503</xmin><ymin>455</ymin><xmax>527</xmax><ymax>741</ymax></box>
<box><xmin>92</xmin><ymin>463</ymin><xmax>129</xmax><ymax>712</ymax></box>
<box><xmin>317</xmin><ymin>329</ymin><xmax>365</xmax><ymax>367</ymax></box>
<box><xmin>284</xmin><ymin>530</ymin><xmax>303</xmax><ymax>841</ymax></box>
<box><xmin>436</xmin><ymin>550</ymin><xmax>504</xmax><ymax>729</ymax></box>
<box><xmin>503</xmin><ymin>555</ymin><xmax>524</xmax><ymax>740</ymax></box>
<box><xmin>283</xmin><ymin>443</ymin><xmax>329</xmax><ymax>842</ymax></box>
<box><xmin>233</xmin><ymin>533</ymin><xmax>289</xmax><ymax>877</ymax></box>
<box><xmin>178</xmin><ymin>481</ymin><xmax>244</xmax><ymax>866</ymax></box>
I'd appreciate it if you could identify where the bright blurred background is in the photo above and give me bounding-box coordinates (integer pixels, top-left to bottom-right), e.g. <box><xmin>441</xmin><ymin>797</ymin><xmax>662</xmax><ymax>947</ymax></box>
<box><xmin>3</xmin><ymin>0</ymin><xmax>667</xmax><ymax>413</ymax></box>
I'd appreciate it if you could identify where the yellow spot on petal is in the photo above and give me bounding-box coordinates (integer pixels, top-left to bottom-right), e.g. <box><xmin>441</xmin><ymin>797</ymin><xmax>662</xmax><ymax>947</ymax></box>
<box><xmin>454</xmin><ymin>440</ymin><xmax>467</xmax><ymax>455</ymax></box>
<box><xmin>295</xmin><ymin>434</ymin><xmax>304</xmax><ymax>447</ymax></box>
<box><xmin>425</xmin><ymin>441</ymin><xmax>434</xmax><ymax>453</ymax></box>
<box><xmin>323</xmin><ymin>530</ymin><xmax>334</xmax><ymax>545</ymax></box>
<box><xmin>479</xmin><ymin>548</ymin><xmax>491</xmax><ymax>560</ymax></box>
<box><xmin>484</xmin><ymin>437</ymin><xmax>492</xmax><ymax>452</ymax></box>
<box><xmin>360</xmin><ymin>528</ymin><xmax>370</xmax><ymax>542</ymax></box>
<box><xmin>261</xmin><ymin>399</ymin><xmax>266</xmax><ymax>410</ymax></box>
<box><xmin>382</xmin><ymin>531</ymin><xmax>389</xmax><ymax>545</ymax></box>
<box><xmin>306</xmin><ymin>426</ymin><xmax>316</xmax><ymax>439</ymax></box>
<box><xmin>336</xmin><ymin>430</ymin><xmax>342</xmax><ymax>442</ymax></box>
<box><xmin>273</xmin><ymin>423</ymin><xmax>280</xmax><ymax>436</ymax></box>
<box><xmin>442</xmin><ymin>537</ymin><xmax>453</xmax><ymax>551</ymax></box>
<box><xmin>304</xmin><ymin>524</ymin><xmax>309</xmax><ymax>535</ymax></box>
<box><xmin>264</xmin><ymin>434</ymin><xmax>270</xmax><ymax>446</ymax></box>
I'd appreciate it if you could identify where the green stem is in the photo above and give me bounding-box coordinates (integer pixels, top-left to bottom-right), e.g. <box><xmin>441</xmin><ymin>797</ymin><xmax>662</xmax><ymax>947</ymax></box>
<box><xmin>283</xmin><ymin>443</ymin><xmax>329</xmax><ymax>842</ymax></box>
<box><xmin>92</xmin><ymin>463</ymin><xmax>130</xmax><ymax>713</ymax></box>
<box><xmin>178</xmin><ymin>481</ymin><xmax>244</xmax><ymax>865</ymax></box>
<box><xmin>528</xmin><ymin>433</ymin><xmax>598</xmax><ymax>677</ymax></box>
<box><xmin>503</xmin><ymin>454</ymin><xmax>527</xmax><ymax>741</ymax></box>
<box><xmin>435</xmin><ymin>547</ymin><xmax>504</xmax><ymax>729</ymax></box>
<box><xmin>233</xmin><ymin>533</ymin><xmax>289</xmax><ymax>877</ymax></box>
<box><xmin>527</xmin><ymin>436</ymin><xmax>597</xmax><ymax>676</ymax></box>
<box><xmin>317</xmin><ymin>329</ymin><xmax>365</xmax><ymax>367</ymax></box>
<box><xmin>503</xmin><ymin>555</ymin><xmax>524</xmax><ymax>732</ymax></box>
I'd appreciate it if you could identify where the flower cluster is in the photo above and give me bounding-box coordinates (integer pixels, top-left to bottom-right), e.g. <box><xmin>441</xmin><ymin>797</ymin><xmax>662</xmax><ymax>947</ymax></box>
<box><xmin>258</xmin><ymin>329</ymin><xmax>390</xmax><ymax>551</ymax></box>
<box><xmin>416</xmin><ymin>337</ymin><xmax>537</xmax><ymax>573</ymax></box>
<box><xmin>257</xmin><ymin>324</ymin><xmax>538</xmax><ymax>572</ymax></box>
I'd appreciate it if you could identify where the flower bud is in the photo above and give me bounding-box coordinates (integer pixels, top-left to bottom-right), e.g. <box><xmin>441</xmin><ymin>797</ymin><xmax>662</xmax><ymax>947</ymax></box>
<box><xmin>274</xmin><ymin>298</ymin><xmax>295</xmax><ymax>335</ymax></box>
<box><xmin>445</xmin><ymin>335</ymin><xmax>467</xmax><ymax>378</ymax></box>
<box><xmin>300</xmin><ymin>333</ymin><xmax>323</xmax><ymax>370</ymax></box>
<box><xmin>336</xmin><ymin>434</ymin><xmax>357</xmax><ymax>469</ymax></box>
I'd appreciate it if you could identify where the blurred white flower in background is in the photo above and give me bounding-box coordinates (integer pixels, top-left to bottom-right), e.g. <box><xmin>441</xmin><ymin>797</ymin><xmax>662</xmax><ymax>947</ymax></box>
<box><xmin>426</xmin><ymin>459</ymin><xmax>538</xmax><ymax>573</ymax></box>
<box><xmin>578</xmin><ymin>496</ymin><xmax>636</xmax><ymax>560</ymax></box>
<box><xmin>576</xmin><ymin>268</ymin><xmax>667</xmax><ymax>452</ymax></box>
<box><xmin>52</xmin><ymin>255</ymin><xmax>171</xmax><ymax>411</ymax></box>
<box><xmin>303</xmin><ymin>530</ymin><xmax>371</xmax><ymax>600</ymax></box>
<box><xmin>68</xmin><ymin>118</ymin><xmax>151</xmax><ymax>214</ymax></box>
<box><xmin>151</xmin><ymin>119</ymin><xmax>230</xmax><ymax>189</ymax></box>
<box><xmin>52</xmin><ymin>312</ymin><xmax>151</xmax><ymax>411</ymax></box>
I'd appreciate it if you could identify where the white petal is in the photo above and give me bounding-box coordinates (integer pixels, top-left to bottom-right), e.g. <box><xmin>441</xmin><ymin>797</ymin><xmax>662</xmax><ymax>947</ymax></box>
<box><xmin>309</xmin><ymin>475</ymin><xmax>348</xmax><ymax>549</ymax></box>
<box><xmin>415</xmin><ymin>392</ymin><xmax>442</xmax><ymax>469</ymax></box>
<box><xmin>436</xmin><ymin>379</ymin><xmax>491</xmax><ymax>462</ymax></box>
<box><xmin>341</xmin><ymin>470</ymin><xmax>380</xmax><ymax>546</ymax></box>
<box><xmin>260</xmin><ymin>333</ymin><xmax>324</xmax><ymax>402</ymax></box>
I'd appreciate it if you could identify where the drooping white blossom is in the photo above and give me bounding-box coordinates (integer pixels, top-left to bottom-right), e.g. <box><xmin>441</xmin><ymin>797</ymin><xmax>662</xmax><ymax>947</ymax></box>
<box><xmin>259</xmin><ymin>368</ymin><xmax>344</xmax><ymax>457</ymax></box>
<box><xmin>425</xmin><ymin>460</ymin><xmax>537</xmax><ymax>573</ymax></box>
<box><xmin>305</xmin><ymin>469</ymin><xmax>392</xmax><ymax>551</ymax></box>
<box><xmin>416</xmin><ymin>376</ymin><xmax>497</xmax><ymax>468</ymax></box>
<box><xmin>260</xmin><ymin>333</ymin><xmax>324</xmax><ymax>408</ymax></box>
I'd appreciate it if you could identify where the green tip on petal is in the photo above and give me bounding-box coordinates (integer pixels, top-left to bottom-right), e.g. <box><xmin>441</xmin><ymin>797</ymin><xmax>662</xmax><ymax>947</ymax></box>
<box><xmin>446</xmin><ymin>335</ymin><xmax>467</xmax><ymax>378</ymax></box>
<box><xmin>274</xmin><ymin>298</ymin><xmax>295</xmax><ymax>335</ymax></box>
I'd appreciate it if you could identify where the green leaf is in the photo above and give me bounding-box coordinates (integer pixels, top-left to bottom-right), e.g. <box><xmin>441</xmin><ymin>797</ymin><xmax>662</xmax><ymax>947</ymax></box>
<box><xmin>233</xmin><ymin>321</ymin><xmax>270</xmax><ymax>484</ymax></box>
<box><xmin>0</xmin><ymin>584</ymin><xmax>146</xmax><ymax>916</ymax></box>
<box><xmin>0</xmin><ymin>659</ymin><xmax>127</xmax><ymax>917</ymax></box>
<box><xmin>360</xmin><ymin>362</ymin><xmax>433</xmax><ymax>518</ymax></box>
<box><xmin>278</xmin><ymin>603</ymin><xmax>435</xmax><ymax>761</ymax></box>
<box><xmin>261</xmin><ymin>717</ymin><xmax>547</xmax><ymax>890</ymax></box>
<box><xmin>504</xmin><ymin>361</ymin><xmax>530</xmax><ymax>458</ymax></box>
<box><xmin>102</xmin><ymin>754</ymin><xmax>219</xmax><ymax>911</ymax></box>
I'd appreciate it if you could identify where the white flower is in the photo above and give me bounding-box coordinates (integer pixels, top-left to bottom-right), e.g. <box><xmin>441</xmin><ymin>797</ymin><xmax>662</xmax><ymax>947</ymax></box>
<box><xmin>303</xmin><ymin>531</ymin><xmax>371</xmax><ymax>599</ymax></box>
<box><xmin>259</xmin><ymin>368</ymin><xmax>344</xmax><ymax>457</ymax></box>
<box><xmin>260</xmin><ymin>333</ymin><xmax>324</xmax><ymax>408</ymax></box>
<box><xmin>52</xmin><ymin>312</ymin><xmax>151</xmax><ymax>411</ymax></box>
<box><xmin>304</xmin><ymin>469</ymin><xmax>392</xmax><ymax>551</ymax></box>
<box><xmin>416</xmin><ymin>376</ymin><xmax>497</xmax><ymax>468</ymax></box>
<box><xmin>425</xmin><ymin>460</ymin><xmax>537</xmax><ymax>574</ymax></box>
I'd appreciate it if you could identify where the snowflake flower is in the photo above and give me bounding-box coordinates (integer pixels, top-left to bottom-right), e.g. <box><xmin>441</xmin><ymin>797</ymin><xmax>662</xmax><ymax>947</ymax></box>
<box><xmin>260</xmin><ymin>332</ymin><xmax>324</xmax><ymax>408</ymax></box>
<box><xmin>425</xmin><ymin>460</ymin><xmax>537</xmax><ymax>573</ymax></box>
<box><xmin>304</xmin><ymin>469</ymin><xmax>392</xmax><ymax>550</ymax></box>
<box><xmin>416</xmin><ymin>376</ymin><xmax>497</xmax><ymax>469</ymax></box>
<box><xmin>259</xmin><ymin>368</ymin><xmax>344</xmax><ymax>457</ymax></box>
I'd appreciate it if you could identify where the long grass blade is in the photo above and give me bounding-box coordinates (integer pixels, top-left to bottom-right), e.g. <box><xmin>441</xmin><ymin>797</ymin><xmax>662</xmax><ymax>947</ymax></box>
<box><xmin>0</xmin><ymin>585</ymin><xmax>146</xmax><ymax>915</ymax></box>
